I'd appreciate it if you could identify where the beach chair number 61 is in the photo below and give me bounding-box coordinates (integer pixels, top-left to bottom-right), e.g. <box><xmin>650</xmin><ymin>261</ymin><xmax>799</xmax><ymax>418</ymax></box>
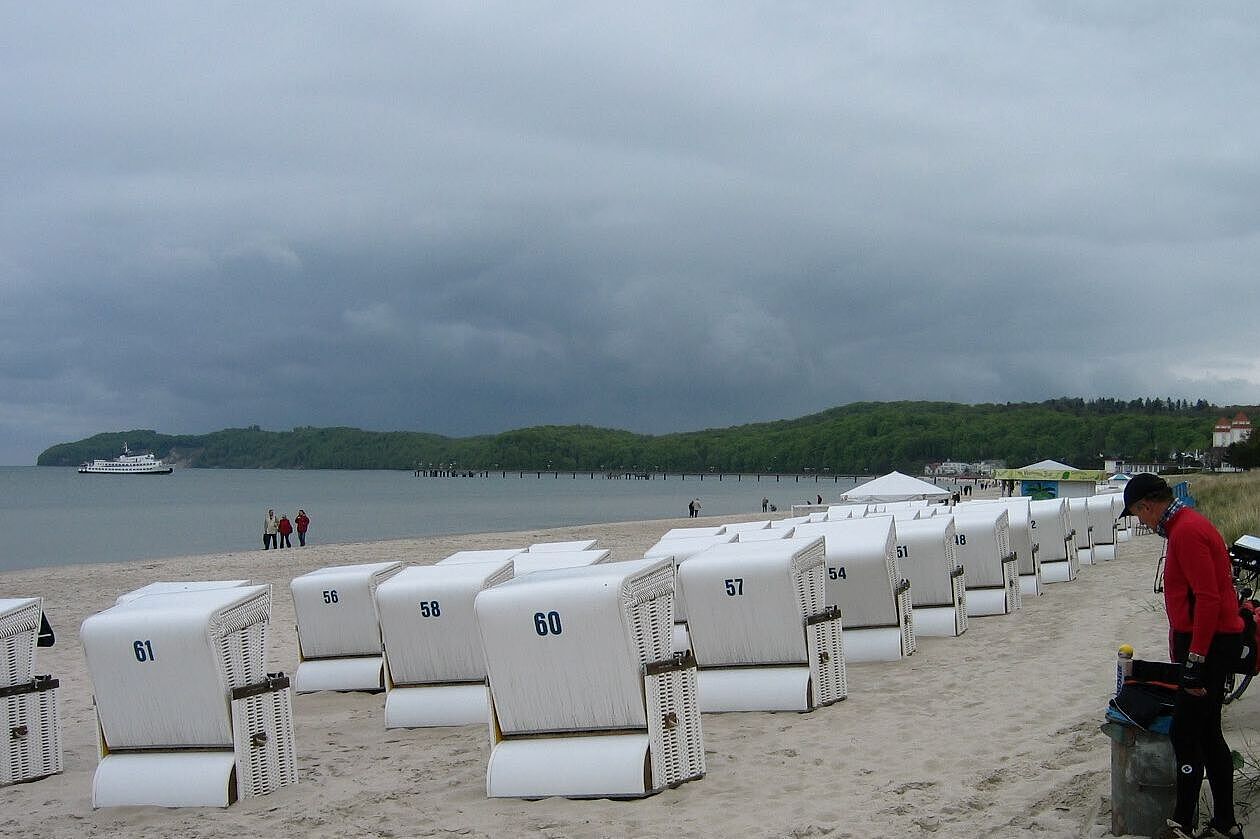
<box><xmin>724</xmin><ymin>578</ymin><xmax>744</xmax><ymax>596</ymax></box>
<box><xmin>827</xmin><ymin>566</ymin><xmax>847</xmax><ymax>580</ymax></box>
<box><xmin>133</xmin><ymin>639</ymin><xmax>156</xmax><ymax>662</ymax></box>
<box><xmin>322</xmin><ymin>589</ymin><xmax>339</xmax><ymax>604</ymax></box>
<box><xmin>533</xmin><ymin>611</ymin><xmax>563</xmax><ymax>636</ymax></box>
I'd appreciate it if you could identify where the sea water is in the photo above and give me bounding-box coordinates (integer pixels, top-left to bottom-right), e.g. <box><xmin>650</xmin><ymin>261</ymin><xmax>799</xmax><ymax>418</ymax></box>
<box><xmin>0</xmin><ymin>466</ymin><xmax>863</xmax><ymax>572</ymax></box>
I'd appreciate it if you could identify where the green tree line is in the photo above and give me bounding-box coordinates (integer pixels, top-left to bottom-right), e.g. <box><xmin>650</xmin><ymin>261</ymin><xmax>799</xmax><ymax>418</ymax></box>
<box><xmin>36</xmin><ymin>398</ymin><xmax>1249</xmax><ymax>474</ymax></box>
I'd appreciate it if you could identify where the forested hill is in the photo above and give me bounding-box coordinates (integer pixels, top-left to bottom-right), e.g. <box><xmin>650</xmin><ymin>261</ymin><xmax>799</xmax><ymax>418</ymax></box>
<box><xmin>37</xmin><ymin>399</ymin><xmax>1248</xmax><ymax>474</ymax></box>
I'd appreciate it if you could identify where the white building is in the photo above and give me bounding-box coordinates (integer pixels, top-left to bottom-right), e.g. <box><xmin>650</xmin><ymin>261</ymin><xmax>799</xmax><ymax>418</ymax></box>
<box><xmin>1213</xmin><ymin>412</ymin><xmax>1252</xmax><ymax>448</ymax></box>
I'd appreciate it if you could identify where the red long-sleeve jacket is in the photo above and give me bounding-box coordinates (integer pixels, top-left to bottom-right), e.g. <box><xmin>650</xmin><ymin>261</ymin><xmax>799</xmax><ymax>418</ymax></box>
<box><xmin>1163</xmin><ymin>506</ymin><xmax>1243</xmax><ymax>657</ymax></box>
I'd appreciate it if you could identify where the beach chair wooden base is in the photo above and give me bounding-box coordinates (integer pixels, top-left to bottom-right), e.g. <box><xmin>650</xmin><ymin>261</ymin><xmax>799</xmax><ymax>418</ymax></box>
<box><xmin>0</xmin><ymin>675</ymin><xmax>62</xmax><ymax>786</ymax></box>
<box><xmin>1040</xmin><ymin>559</ymin><xmax>1077</xmax><ymax>584</ymax></box>
<box><xmin>385</xmin><ymin>683</ymin><xmax>489</xmax><ymax>728</ymax></box>
<box><xmin>913</xmin><ymin>605</ymin><xmax>966</xmax><ymax>637</ymax></box>
<box><xmin>966</xmin><ymin>587</ymin><xmax>1015</xmax><ymax>617</ymax></box>
<box><xmin>838</xmin><ymin>626</ymin><xmax>906</xmax><ymax>663</ymax></box>
<box><xmin>294</xmin><ymin>656</ymin><xmax>384</xmax><ymax>693</ymax></box>
<box><xmin>698</xmin><ymin>666</ymin><xmax>816</xmax><ymax>712</ymax></box>
<box><xmin>1018</xmin><ymin>573</ymin><xmax>1043</xmax><ymax>598</ymax></box>
<box><xmin>1092</xmin><ymin>543</ymin><xmax>1116</xmax><ymax>561</ymax></box>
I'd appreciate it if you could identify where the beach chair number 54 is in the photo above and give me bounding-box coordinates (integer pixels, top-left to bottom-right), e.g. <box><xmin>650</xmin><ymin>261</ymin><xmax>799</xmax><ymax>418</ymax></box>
<box><xmin>533</xmin><ymin>610</ymin><xmax>563</xmax><ymax>636</ymax></box>
<box><xmin>133</xmin><ymin>639</ymin><xmax>156</xmax><ymax>662</ymax></box>
<box><xmin>827</xmin><ymin>566</ymin><xmax>847</xmax><ymax>580</ymax></box>
<box><xmin>322</xmin><ymin>589</ymin><xmax>339</xmax><ymax>604</ymax></box>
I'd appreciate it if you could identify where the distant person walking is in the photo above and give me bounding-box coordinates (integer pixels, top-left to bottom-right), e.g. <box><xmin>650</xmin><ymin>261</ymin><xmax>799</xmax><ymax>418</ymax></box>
<box><xmin>295</xmin><ymin>509</ymin><xmax>310</xmax><ymax>546</ymax></box>
<box><xmin>278</xmin><ymin>513</ymin><xmax>293</xmax><ymax>548</ymax></box>
<box><xmin>687</xmin><ymin>499</ymin><xmax>696</xmax><ymax>518</ymax></box>
<box><xmin>762</xmin><ymin>497</ymin><xmax>769</xmax><ymax>513</ymax></box>
<box><xmin>692</xmin><ymin>498</ymin><xmax>702</xmax><ymax>517</ymax></box>
<box><xmin>816</xmin><ymin>494</ymin><xmax>823</xmax><ymax>505</ymax></box>
<box><xmin>263</xmin><ymin>509</ymin><xmax>278</xmax><ymax>550</ymax></box>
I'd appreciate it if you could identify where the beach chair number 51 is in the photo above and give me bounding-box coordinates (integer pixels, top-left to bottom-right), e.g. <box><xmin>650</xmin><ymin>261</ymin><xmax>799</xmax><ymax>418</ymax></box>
<box><xmin>827</xmin><ymin>566</ymin><xmax>847</xmax><ymax>580</ymax></box>
<box><xmin>533</xmin><ymin>610</ymin><xmax>563</xmax><ymax>636</ymax></box>
<box><xmin>133</xmin><ymin>639</ymin><xmax>156</xmax><ymax>662</ymax></box>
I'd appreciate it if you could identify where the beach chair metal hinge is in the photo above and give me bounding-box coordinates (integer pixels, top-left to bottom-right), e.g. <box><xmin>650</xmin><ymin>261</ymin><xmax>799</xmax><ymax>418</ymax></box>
<box><xmin>250</xmin><ymin>731</ymin><xmax>269</xmax><ymax>748</ymax></box>
<box><xmin>0</xmin><ymin>676</ymin><xmax>58</xmax><ymax>700</ymax></box>
<box><xmin>231</xmin><ymin>672</ymin><xmax>292</xmax><ymax>701</ymax></box>
<box><xmin>10</xmin><ymin>725</ymin><xmax>28</xmax><ymax>740</ymax></box>
<box><xmin>1000</xmin><ymin>552</ymin><xmax>1018</xmax><ymax>566</ymax></box>
<box><xmin>949</xmin><ymin>566</ymin><xmax>966</xmax><ymax>579</ymax></box>
<box><xmin>805</xmin><ymin>605</ymin><xmax>842</xmax><ymax>627</ymax></box>
<box><xmin>644</xmin><ymin>650</ymin><xmax>696</xmax><ymax>677</ymax></box>
<box><xmin>895</xmin><ymin>579</ymin><xmax>911</xmax><ymax>596</ymax></box>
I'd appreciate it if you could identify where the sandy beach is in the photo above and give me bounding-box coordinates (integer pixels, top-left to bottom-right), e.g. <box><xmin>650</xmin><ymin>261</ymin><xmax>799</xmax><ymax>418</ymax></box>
<box><xmin>3</xmin><ymin>506</ymin><xmax>1255</xmax><ymax>839</ymax></box>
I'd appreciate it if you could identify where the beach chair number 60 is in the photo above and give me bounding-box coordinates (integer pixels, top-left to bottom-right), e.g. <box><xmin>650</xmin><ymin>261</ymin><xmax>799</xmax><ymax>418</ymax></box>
<box><xmin>724</xmin><ymin>578</ymin><xmax>744</xmax><ymax>596</ymax></box>
<box><xmin>133</xmin><ymin>639</ymin><xmax>156</xmax><ymax>662</ymax></box>
<box><xmin>322</xmin><ymin>589</ymin><xmax>339</xmax><ymax>604</ymax></box>
<box><xmin>533</xmin><ymin>611</ymin><xmax>563</xmax><ymax>636</ymax></box>
<box><xmin>419</xmin><ymin>600</ymin><xmax>441</xmax><ymax>617</ymax></box>
<box><xmin>827</xmin><ymin>566</ymin><xmax>847</xmax><ymax>580</ymax></box>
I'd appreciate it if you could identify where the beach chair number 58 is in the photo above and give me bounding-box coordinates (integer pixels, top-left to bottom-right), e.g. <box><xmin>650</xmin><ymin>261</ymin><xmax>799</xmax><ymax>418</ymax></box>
<box><xmin>419</xmin><ymin>600</ymin><xmax>441</xmax><ymax>617</ymax></box>
<box><xmin>827</xmin><ymin>566</ymin><xmax>847</xmax><ymax>580</ymax></box>
<box><xmin>133</xmin><ymin>639</ymin><xmax>156</xmax><ymax>662</ymax></box>
<box><xmin>533</xmin><ymin>610</ymin><xmax>563</xmax><ymax>636</ymax></box>
<box><xmin>724</xmin><ymin>578</ymin><xmax>744</xmax><ymax>596</ymax></box>
<box><xmin>322</xmin><ymin>589</ymin><xmax>339</xmax><ymax>604</ymax></box>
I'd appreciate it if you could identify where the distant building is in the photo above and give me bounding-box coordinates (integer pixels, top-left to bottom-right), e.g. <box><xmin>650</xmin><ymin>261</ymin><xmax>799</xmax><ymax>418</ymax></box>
<box><xmin>1213</xmin><ymin>412</ymin><xmax>1252</xmax><ymax>448</ymax></box>
<box><xmin>1104</xmin><ymin>458</ymin><xmax>1169</xmax><ymax>476</ymax></box>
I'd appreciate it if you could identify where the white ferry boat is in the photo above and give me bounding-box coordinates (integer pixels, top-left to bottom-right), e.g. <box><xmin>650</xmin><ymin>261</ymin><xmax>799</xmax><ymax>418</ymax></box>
<box><xmin>78</xmin><ymin>443</ymin><xmax>173</xmax><ymax>475</ymax></box>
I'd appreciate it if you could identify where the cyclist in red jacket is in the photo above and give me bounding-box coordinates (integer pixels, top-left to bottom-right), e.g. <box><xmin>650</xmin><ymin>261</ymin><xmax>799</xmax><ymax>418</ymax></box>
<box><xmin>1123</xmin><ymin>473</ymin><xmax>1245</xmax><ymax>839</ymax></box>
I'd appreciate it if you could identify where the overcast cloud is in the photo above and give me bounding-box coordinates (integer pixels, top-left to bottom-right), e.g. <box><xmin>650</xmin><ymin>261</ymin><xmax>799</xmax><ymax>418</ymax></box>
<box><xmin>3</xmin><ymin>3</ymin><xmax>1259</xmax><ymax>464</ymax></box>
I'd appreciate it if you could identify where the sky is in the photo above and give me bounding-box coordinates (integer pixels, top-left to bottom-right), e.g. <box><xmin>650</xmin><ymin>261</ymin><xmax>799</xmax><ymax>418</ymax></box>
<box><xmin>3</xmin><ymin>4</ymin><xmax>1260</xmax><ymax>465</ymax></box>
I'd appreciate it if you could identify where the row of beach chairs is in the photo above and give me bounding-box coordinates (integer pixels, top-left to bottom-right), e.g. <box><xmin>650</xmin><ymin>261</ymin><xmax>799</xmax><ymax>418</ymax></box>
<box><xmin>10</xmin><ymin>498</ymin><xmax>1128</xmax><ymax>805</ymax></box>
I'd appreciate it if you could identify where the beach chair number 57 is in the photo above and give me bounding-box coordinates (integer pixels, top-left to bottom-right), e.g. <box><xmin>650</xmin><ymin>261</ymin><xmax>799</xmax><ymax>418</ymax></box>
<box><xmin>724</xmin><ymin>578</ymin><xmax>744</xmax><ymax>596</ymax></box>
<box><xmin>533</xmin><ymin>610</ymin><xmax>563</xmax><ymax>636</ymax></box>
<box><xmin>827</xmin><ymin>566</ymin><xmax>847</xmax><ymax>580</ymax></box>
<box><xmin>133</xmin><ymin>639</ymin><xmax>156</xmax><ymax>662</ymax></box>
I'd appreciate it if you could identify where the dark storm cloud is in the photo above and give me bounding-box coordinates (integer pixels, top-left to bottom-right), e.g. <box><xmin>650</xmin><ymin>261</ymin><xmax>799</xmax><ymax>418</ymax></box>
<box><xmin>3</xmin><ymin>3</ymin><xmax>1260</xmax><ymax>463</ymax></box>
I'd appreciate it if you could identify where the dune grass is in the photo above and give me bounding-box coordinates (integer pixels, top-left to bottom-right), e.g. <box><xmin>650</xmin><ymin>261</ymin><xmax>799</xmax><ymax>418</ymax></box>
<box><xmin>1181</xmin><ymin>471</ymin><xmax>1260</xmax><ymax>545</ymax></box>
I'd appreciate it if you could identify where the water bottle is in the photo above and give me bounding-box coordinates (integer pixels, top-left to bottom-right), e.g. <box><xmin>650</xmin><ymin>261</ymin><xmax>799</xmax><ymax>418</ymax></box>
<box><xmin>1117</xmin><ymin>643</ymin><xmax>1134</xmax><ymax>694</ymax></box>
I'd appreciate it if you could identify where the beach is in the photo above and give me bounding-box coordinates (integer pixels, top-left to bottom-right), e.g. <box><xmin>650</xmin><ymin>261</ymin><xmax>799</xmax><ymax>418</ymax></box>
<box><xmin>2</xmin><ymin>508</ymin><xmax>1254</xmax><ymax>838</ymax></box>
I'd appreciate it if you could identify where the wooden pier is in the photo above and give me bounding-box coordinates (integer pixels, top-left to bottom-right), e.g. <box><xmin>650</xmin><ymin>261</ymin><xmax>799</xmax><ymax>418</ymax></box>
<box><xmin>414</xmin><ymin>467</ymin><xmax>869</xmax><ymax>483</ymax></box>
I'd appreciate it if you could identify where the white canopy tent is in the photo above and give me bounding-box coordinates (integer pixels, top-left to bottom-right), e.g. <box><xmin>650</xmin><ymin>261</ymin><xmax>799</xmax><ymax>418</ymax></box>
<box><xmin>840</xmin><ymin>471</ymin><xmax>951</xmax><ymax>504</ymax></box>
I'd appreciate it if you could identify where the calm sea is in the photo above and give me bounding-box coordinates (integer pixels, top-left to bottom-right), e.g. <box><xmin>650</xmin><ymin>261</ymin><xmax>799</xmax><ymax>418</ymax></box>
<box><xmin>0</xmin><ymin>467</ymin><xmax>864</xmax><ymax>572</ymax></box>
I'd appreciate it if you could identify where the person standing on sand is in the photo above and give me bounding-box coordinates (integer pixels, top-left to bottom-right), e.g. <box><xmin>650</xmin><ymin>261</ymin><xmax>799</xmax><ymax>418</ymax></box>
<box><xmin>1122</xmin><ymin>474</ymin><xmax>1245</xmax><ymax>839</ymax></box>
<box><xmin>278</xmin><ymin>513</ymin><xmax>293</xmax><ymax>548</ymax></box>
<box><xmin>263</xmin><ymin>509</ymin><xmax>278</xmax><ymax>550</ymax></box>
<box><xmin>692</xmin><ymin>498</ymin><xmax>701</xmax><ymax>517</ymax></box>
<box><xmin>295</xmin><ymin>509</ymin><xmax>310</xmax><ymax>546</ymax></box>
<box><xmin>762</xmin><ymin>497</ymin><xmax>769</xmax><ymax>513</ymax></box>
<box><xmin>687</xmin><ymin>499</ymin><xmax>696</xmax><ymax>517</ymax></box>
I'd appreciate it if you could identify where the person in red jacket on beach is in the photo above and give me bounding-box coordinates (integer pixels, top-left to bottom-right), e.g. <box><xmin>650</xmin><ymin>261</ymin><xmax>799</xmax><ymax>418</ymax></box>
<box><xmin>295</xmin><ymin>509</ymin><xmax>310</xmax><ymax>546</ymax></box>
<box><xmin>1122</xmin><ymin>473</ymin><xmax>1245</xmax><ymax>839</ymax></box>
<box><xmin>277</xmin><ymin>513</ymin><xmax>293</xmax><ymax>548</ymax></box>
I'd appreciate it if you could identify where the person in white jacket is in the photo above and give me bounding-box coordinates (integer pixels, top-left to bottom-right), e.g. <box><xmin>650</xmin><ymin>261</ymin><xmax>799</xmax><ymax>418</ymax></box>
<box><xmin>263</xmin><ymin>508</ymin><xmax>279</xmax><ymax>549</ymax></box>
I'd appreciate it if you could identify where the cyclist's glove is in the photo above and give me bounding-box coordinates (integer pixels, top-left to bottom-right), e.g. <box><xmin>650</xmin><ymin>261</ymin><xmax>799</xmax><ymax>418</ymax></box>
<box><xmin>1181</xmin><ymin>659</ymin><xmax>1206</xmax><ymax>692</ymax></box>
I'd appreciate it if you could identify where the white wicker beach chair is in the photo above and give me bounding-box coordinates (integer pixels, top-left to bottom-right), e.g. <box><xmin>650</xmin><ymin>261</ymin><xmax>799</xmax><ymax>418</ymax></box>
<box><xmin>512</xmin><ymin>549</ymin><xmax>611</xmax><ymax>576</ymax></box>
<box><xmin>291</xmin><ymin>561</ymin><xmax>404</xmax><ymax>692</ymax></box>
<box><xmin>377</xmin><ymin>560</ymin><xmax>515</xmax><ymax>728</ymax></box>
<box><xmin>825</xmin><ymin>504</ymin><xmax>867</xmax><ymax>518</ymax></box>
<box><xmin>644</xmin><ymin>535</ymin><xmax>737</xmax><ymax>651</ymax></box>
<box><xmin>1027</xmin><ymin>498</ymin><xmax>1078</xmax><ymax>583</ymax></box>
<box><xmin>476</xmin><ymin>557</ymin><xmax>704</xmax><ymax>798</ymax></box>
<box><xmin>892</xmin><ymin>518</ymin><xmax>967</xmax><ymax>637</ymax></box>
<box><xmin>948</xmin><ymin>508</ymin><xmax>1020</xmax><ymax>617</ymax></box>
<box><xmin>1111</xmin><ymin>493</ymin><xmax>1133</xmax><ymax>541</ymax></box>
<box><xmin>81</xmin><ymin>585</ymin><xmax>295</xmax><ymax>807</ymax></box>
<box><xmin>526</xmin><ymin>539</ymin><xmax>598</xmax><ymax>552</ymax></box>
<box><xmin>770</xmin><ymin>515</ymin><xmax>811</xmax><ymax>529</ymax></box>
<box><xmin>438</xmin><ymin>549</ymin><xmax>526</xmax><ymax>566</ymax></box>
<box><xmin>1067</xmin><ymin>497</ymin><xmax>1094</xmax><ymax>565</ymax></box>
<box><xmin>793</xmin><ymin>517</ymin><xmax>916</xmax><ymax>662</ymax></box>
<box><xmin>1086</xmin><ymin>495</ymin><xmax>1118</xmax><ymax>561</ymax></box>
<box><xmin>662</xmin><ymin>525</ymin><xmax>726</xmax><ymax>539</ymax></box>
<box><xmin>735</xmin><ymin>527</ymin><xmax>793</xmax><ymax>542</ymax></box>
<box><xmin>117</xmin><ymin>580</ymin><xmax>251</xmax><ymax>606</ymax></box>
<box><xmin>1</xmin><ymin>597</ymin><xmax>61</xmax><ymax>787</ymax></box>
<box><xmin>965</xmin><ymin>498</ymin><xmax>1042</xmax><ymax>597</ymax></box>
<box><xmin>721</xmin><ymin>520</ymin><xmax>773</xmax><ymax>534</ymax></box>
<box><xmin>678</xmin><ymin>537</ymin><xmax>845</xmax><ymax>712</ymax></box>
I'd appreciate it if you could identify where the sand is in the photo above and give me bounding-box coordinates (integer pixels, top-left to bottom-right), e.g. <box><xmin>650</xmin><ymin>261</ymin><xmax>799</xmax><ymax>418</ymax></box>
<box><xmin>2</xmin><ymin>506</ymin><xmax>1256</xmax><ymax>839</ymax></box>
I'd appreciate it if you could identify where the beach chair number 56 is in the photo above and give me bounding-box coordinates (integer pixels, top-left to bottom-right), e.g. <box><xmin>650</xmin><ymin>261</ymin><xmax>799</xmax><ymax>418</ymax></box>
<box><xmin>827</xmin><ymin>566</ymin><xmax>847</xmax><ymax>580</ymax></box>
<box><xmin>533</xmin><ymin>610</ymin><xmax>563</xmax><ymax>636</ymax></box>
<box><xmin>322</xmin><ymin>589</ymin><xmax>339</xmax><ymax>604</ymax></box>
<box><xmin>133</xmin><ymin>639</ymin><xmax>156</xmax><ymax>662</ymax></box>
